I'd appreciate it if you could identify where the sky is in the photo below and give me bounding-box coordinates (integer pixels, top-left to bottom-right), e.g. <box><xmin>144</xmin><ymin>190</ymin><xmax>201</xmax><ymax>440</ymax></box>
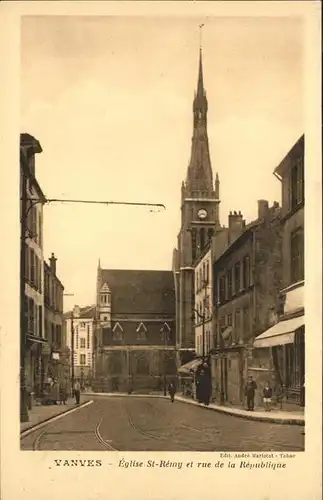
<box><xmin>20</xmin><ymin>15</ymin><xmax>304</xmax><ymax>312</ymax></box>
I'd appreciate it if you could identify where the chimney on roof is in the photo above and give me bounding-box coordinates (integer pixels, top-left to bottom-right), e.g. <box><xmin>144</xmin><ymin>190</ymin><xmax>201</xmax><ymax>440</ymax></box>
<box><xmin>258</xmin><ymin>200</ymin><xmax>269</xmax><ymax>219</ymax></box>
<box><xmin>49</xmin><ymin>253</ymin><xmax>57</xmax><ymax>274</ymax></box>
<box><xmin>228</xmin><ymin>210</ymin><xmax>244</xmax><ymax>230</ymax></box>
<box><xmin>73</xmin><ymin>305</ymin><xmax>80</xmax><ymax>318</ymax></box>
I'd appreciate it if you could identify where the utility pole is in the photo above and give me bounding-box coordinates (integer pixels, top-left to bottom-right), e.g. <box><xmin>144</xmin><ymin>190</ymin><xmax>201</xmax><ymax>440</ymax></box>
<box><xmin>20</xmin><ymin>195</ymin><xmax>166</xmax><ymax>404</ymax></box>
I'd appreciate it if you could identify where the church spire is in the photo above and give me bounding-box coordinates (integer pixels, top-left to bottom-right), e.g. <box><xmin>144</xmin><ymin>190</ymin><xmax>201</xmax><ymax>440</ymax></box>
<box><xmin>196</xmin><ymin>48</ymin><xmax>204</xmax><ymax>101</ymax></box>
<box><xmin>186</xmin><ymin>40</ymin><xmax>213</xmax><ymax>197</ymax></box>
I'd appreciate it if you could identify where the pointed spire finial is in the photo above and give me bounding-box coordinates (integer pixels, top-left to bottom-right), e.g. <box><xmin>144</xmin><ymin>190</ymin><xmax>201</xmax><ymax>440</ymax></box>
<box><xmin>196</xmin><ymin>24</ymin><xmax>205</xmax><ymax>99</ymax></box>
<box><xmin>199</xmin><ymin>23</ymin><xmax>204</xmax><ymax>49</ymax></box>
<box><xmin>98</xmin><ymin>258</ymin><xmax>101</xmax><ymax>269</ymax></box>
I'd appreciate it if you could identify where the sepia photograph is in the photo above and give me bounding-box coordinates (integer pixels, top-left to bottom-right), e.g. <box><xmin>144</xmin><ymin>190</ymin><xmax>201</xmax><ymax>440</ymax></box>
<box><xmin>18</xmin><ymin>13</ymin><xmax>307</xmax><ymax>454</ymax></box>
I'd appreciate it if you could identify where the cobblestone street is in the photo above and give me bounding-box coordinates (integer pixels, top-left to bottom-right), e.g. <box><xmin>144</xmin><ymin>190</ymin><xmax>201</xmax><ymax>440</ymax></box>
<box><xmin>21</xmin><ymin>396</ymin><xmax>304</xmax><ymax>452</ymax></box>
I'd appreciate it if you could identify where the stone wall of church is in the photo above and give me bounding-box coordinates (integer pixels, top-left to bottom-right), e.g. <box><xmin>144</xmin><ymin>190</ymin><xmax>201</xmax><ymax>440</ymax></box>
<box><xmin>93</xmin><ymin>348</ymin><xmax>177</xmax><ymax>393</ymax></box>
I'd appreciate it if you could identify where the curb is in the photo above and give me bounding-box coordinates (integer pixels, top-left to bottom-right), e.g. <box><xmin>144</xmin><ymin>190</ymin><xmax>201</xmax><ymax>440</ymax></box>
<box><xmin>87</xmin><ymin>392</ymin><xmax>305</xmax><ymax>426</ymax></box>
<box><xmin>175</xmin><ymin>397</ymin><xmax>305</xmax><ymax>426</ymax></box>
<box><xmin>20</xmin><ymin>400</ymin><xmax>93</xmax><ymax>438</ymax></box>
<box><xmin>85</xmin><ymin>392</ymin><xmax>168</xmax><ymax>399</ymax></box>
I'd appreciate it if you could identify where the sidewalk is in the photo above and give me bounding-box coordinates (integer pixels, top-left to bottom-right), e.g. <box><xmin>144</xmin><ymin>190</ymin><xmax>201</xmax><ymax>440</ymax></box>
<box><xmin>85</xmin><ymin>391</ymin><xmax>305</xmax><ymax>426</ymax></box>
<box><xmin>175</xmin><ymin>395</ymin><xmax>305</xmax><ymax>426</ymax></box>
<box><xmin>20</xmin><ymin>397</ymin><xmax>90</xmax><ymax>434</ymax></box>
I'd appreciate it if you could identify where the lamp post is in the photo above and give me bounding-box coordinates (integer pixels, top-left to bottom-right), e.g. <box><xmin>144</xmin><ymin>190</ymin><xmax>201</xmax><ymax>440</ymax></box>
<box><xmin>160</xmin><ymin>323</ymin><xmax>171</xmax><ymax>396</ymax></box>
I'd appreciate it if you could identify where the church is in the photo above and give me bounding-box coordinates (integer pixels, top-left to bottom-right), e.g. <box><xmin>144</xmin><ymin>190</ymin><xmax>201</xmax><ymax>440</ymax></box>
<box><xmin>93</xmin><ymin>46</ymin><xmax>220</xmax><ymax>391</ymax></box>
<box><xmin>92</xmin><ymin>262</ymin><xmax>177</xmax><ymax>393</ymax></box>
<box><xmin>172</xmin><ymin>47</ymin><xmax>221</xmax><ymax>368</ymax></box>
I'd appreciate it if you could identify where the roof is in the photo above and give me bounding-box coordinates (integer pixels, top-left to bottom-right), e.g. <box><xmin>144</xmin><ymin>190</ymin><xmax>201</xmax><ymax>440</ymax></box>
<box><xmin>213</xmin><ymin>211</ymin><xmax>281</xmax><ymax>267</ymax></box>
<box><xmin>64</xmin><ymin>305</ymin><xmax>96</xmax><ymax>319</ymax></box>
<box><xmin>44</xmin><ymin>261</ymin><xmax>64</xmax><ymax>289</ymax></box>
<box><xmin>100</xmin><ymin>269</ymin><xmax>175</xmax><ymax>317</ymax></box>
<box><xmin>274</xmin><ymin>134</ymin><xmax>304</xmax><ymax>177</ymax></box>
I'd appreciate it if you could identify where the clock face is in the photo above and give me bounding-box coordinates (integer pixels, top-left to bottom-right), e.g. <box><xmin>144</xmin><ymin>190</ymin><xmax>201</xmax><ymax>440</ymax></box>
<box><xmin>198</xmin><ymin>208</ymin><xmax>207</xmax><ymax>220</ymax></box>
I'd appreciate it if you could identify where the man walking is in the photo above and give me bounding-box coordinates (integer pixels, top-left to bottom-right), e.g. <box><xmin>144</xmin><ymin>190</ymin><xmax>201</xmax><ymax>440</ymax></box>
<box><xmin>245</xmin><ymin>376</ymin><xmax>257</xmax><ymax>411</ymax></box>
<box><xmin>168</xmin><ymin>382</ymin><xmax>176</xmax><ymax>403</ymax></box>
<box><xmin>74</xmin><ymin>379</ymin><xmax>81</xmax><ymax>405</ymax></box>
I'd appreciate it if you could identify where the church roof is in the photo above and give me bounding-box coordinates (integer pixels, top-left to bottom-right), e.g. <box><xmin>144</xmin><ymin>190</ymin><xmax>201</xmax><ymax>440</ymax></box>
<box><xmin>100</xmin><ymin>269</ymin><xmax>175</xmax><ymax>318</ymax></box>
<box><xmin>100</xmin><ymin>282</ymin><xmax>111</xmax><ymax>293</ymax></box>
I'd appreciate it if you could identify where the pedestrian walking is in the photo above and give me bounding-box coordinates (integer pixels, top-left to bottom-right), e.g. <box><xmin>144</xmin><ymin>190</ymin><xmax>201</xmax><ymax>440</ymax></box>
<box><xmin>245</xmin><ymin>376</ymin><xmax>257</xmax><ymax>411</ymax></box>
<box><xmin>74</xmin><ymin>379</ymin><xmax>81</xmax><ymax>405</ymax></box>
<box><xmin>263</xmin><ymin>382</ymin><xmax>273</xmax><ymax>411</ymax></box>
<box><xmin>168</xmin><ymin>382</ymin><xmax>176</xmax><ymax>403</ymax></box>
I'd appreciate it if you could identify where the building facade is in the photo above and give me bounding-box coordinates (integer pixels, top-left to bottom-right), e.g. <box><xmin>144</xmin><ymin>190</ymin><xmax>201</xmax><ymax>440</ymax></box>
<box><xmin>20</xmin><ymin>133</ymin><xmax>47</xmax><ymax>404</ymax></box>
<box><xmin>44</xmin><ymin>254</ymin><xmax>68</xmax><ymax>388</ymax></box>
<box><xmin>194</xmin><ymin>246</ymin><xmax>213</xmax><ymax>358</ymax></box>
<box><xmin>64</xmin><ymin>305</ymin><xmax>96</xmax><ymax>385</ymax></box>
<box><xmin>212</xmin><ymin>203</ymin><xmax>282</xmax><ymax>406</ymax></box>
<box><xmin>173</xmin><ymin>48</ymin><xmax>221</xmax><ymax>368</ymax></box>
<box><xmin>254</xmin><ymin>135</ymin><xmax>305</xmax><ymax>406</ymax></box>
<box><xmin>93</xmin><ymin>263</ymin><xmax>176</xmax><ymax>393</ymax></box>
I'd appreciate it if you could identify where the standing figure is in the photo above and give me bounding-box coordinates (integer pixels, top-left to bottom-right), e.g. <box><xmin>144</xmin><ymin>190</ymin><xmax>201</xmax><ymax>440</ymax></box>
<box><xmin>59</xmin><ymin>380</ymin><xmax>68</xmax><ymax>405</ymax></box>
<box><xmin>263</xmin><ymin>382</ymin><xmax>273</xmax><ymax>411</ymax></box>
<box><xmin>51</xmin><ymin>379</ymin><xmax>60</xmax><ymax>405</ymax></box>
<box><xmin>168</xmin><ymin>382</ymin><xmax>176</xmax><ymax>403</ymax></box>
<box><xmin>275</xmin><ymin>383</ymin><xmax>285</xmax><ymax>409</ymax></box>
<box><xmin>245</xmin><ymin>376</ymin><xmax>257</xmax><ymax>411</ymax></box>
<box><xmin>74</xmin><ymin>379</ymin><xmax>81</xmax><ymax>405</ymax></box>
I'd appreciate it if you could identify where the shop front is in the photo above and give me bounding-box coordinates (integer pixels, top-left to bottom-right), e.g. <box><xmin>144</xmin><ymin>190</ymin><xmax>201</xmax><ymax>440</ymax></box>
<box><xmin>178</xmin><ymin>358</ymin><xmax>203</xmax><ymax>399</ymax></box>
<box><xmin>253</xmin><ymin>314</ymin><xmax>305</xmax><ymax>406</ymax></box>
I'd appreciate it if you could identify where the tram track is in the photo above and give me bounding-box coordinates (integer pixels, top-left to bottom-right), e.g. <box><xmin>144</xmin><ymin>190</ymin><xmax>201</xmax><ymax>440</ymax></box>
<box><xmin>124</xmin><ymin>398</ymin><xmax>213</xmax><ymax>451</ymax></box>
<box><xmin>22</xmin><ymin>417</ymin><xmax>117</xmax><ymax>451</ymax></box>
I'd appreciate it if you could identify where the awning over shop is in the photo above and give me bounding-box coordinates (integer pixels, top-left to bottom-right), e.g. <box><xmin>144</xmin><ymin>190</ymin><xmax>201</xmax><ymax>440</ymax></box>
<box><xmin>253</xmin><ymin>315</ymin><xmax>305</xmax><ymax>348</ymax></box>
<box><xmin>26</xmin><ymin>334</ymin><xmax>48</xmax><ymax>344</ymax></box>
<box><xmin>221</xmin><ymin>326</ymin><xmax>232</xmax><ymax>340</ymax></box>
<box><xmin>178</xmin><ymin>358</ymin><xmax>203</xmax><ymax>375</ymax></box>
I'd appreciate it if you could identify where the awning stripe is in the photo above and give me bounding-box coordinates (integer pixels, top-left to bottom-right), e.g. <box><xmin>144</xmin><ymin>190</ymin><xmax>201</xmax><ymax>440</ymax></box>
<box><xmin>178</xmin><ymin>358</ymin><xmax>202</xmax><ymax>374</ymax></box>
<box><xmin>222</xmin><ymin>326</ymin><xmax>232</xmax><ymax>340</ymax></box>
<box><xmin>253</xmin><ymin>315</ymin><xmax>305</xmax><ymax>348</ymax></box>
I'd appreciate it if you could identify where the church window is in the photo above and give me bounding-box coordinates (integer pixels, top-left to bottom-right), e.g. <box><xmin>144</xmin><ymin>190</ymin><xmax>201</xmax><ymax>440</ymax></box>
<box><xmin>160</xmin><ymin>322</ymin><xmax>171</xmax><ymax>342</ymax></box>
<box><xmin>112</xmin><ymin>322</ymin><xmax>123</xmax><ymax>341</ymax></box>
<box><xmin>200</xmin><ymin>228</ymin><xmax>205</xmax><ymax>251</ymax></box>
<box><xmin>192</xmin><ymin>230</ymin><xmax>197</xmax><ymax>262</ymax></box>
<box><xmin>136</xmin><ymin>322</ymin><xmax>147</xmax><ymax>340</ymax></box>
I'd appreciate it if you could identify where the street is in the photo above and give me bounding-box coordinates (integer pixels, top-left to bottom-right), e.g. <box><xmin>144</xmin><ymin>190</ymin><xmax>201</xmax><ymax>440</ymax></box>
<box><xmin>21</xmin><ymin>396</ymin><xmax>304</xmax><ymax>452</ymax></box>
